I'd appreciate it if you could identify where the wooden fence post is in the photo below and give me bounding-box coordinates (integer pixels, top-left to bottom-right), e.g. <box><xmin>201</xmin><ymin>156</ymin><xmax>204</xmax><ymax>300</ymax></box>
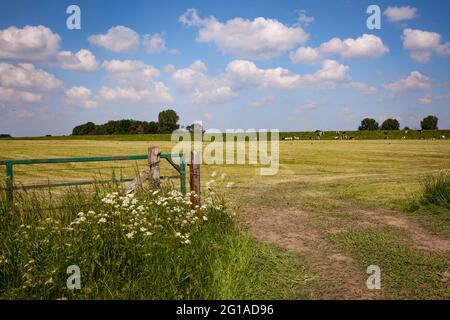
<box><xmin>149</xmin><ymin>146</ymin><xmax>160</xmax><ymax>188</ymax></box>
<box><xmin>190</xmin><ymin>150</ymin><xmax>201</xmax><ymax>206</ymax></box>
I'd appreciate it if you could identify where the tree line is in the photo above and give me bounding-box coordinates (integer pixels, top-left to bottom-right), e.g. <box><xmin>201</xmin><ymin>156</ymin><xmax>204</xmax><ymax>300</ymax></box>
<box><xmin>72</xmin><ymin>109</ymin><xmax>180</xmax><ymax>135</ymax></box>
<box><xmin>358</xmin><ymin>115</ymin><xmax>439</xmax><ymax>131</ymax></box>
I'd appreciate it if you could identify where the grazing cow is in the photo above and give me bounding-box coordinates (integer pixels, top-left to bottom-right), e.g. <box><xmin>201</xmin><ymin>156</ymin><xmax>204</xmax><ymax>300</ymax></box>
<box><xmin>402</xmin><ymin>136</ymin><xmax>406</xmax><ymax>139</ymax></box>
<box><xmin>440</xmin><ymin>135</ymin><xmax>446</xmax><ymax>140</ymax></box>
<box><xmin>282</xmin><ymin>137</ymin><xmax>293</xmax><ymax>141</ymax></box>
<box><xmin>293</xmin><ymin>136</ymin><xmax>300</xmax><ymax>140</ymax></box>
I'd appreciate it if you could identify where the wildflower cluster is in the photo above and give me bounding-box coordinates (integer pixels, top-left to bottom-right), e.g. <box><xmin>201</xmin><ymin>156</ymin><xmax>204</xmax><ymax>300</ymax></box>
<box><xmin>0</xmin><ymin>181</ymin><xmax>234</xmax><ymax>299</ymax></box>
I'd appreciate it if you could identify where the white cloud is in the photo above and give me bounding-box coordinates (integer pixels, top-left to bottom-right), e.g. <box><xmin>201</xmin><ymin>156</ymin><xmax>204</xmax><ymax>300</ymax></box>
<box><xmin>225</xmin><ymin>59</ymin><xmax>305</xmax><ymax>89</ymax></box>
<box><xmin>190</xmin><ymin>86</ymin><xmax>237</xmax><ymax>105</ymax></box>
<box><xmin>345</xmin><ymin>82</ymin><xmax>377</xmax><ymax>95</ymax></box>
<box><xmin>0</xmin><ymin>87</ymin><xmax>42</xmax><ymax>103</ymax></box>
<box><xmin>225</xmin><ymin>59</ymin><xmax>351</xmax><ymax>89</ymax></box>
<box><xmin>0</xmin><ymin>63</ymin><xmax>63</xmax><ymax>105</ymax></box>
<box><xmin>0</xmin><ymin>25</ymin><xmax>60</xmax><ymax>62</ymax></box>
<box><xmin>402</xmin><ymin>28</ymin><xmax>450</xmax><ymax>63</ymax></box>
<box><xmin>179</xmin><ymin>8</ymin><xmax>309</xmax><ymax>60</ymax></box>
<box><xmin>89</xmin><ymin>26</ymin><xmax>139</xmax><ymax>52</ymax></box>
<box><xmin>98</xmin><ymin>85</ymin><xmax>172</xmax><ymax>104</ymax></box>
<box><xmin>99</xmin><ymin>59</ymin><xmax>172</xmax><ymax>104</ymax></box>
<box><xmin>290</xmin><ymin>34</ymin><xmax>389</xmax><ymax>64</ymax></box>
<box><xmin>417</xmin><ymin>92</ymin><xmax>450</xmax><ymax>105</ymax></box>
<box><xmin>143</xmin><ymin>33</ymin><xmax>166</xmax><ymax>54</ymax></box>
<box><xmin>164</xmin><ymin>64</ymin><xmax>176</xmax><ymax>74</ymax></box>
<box><xmin>58</xmin><ymin>49</ymin><xmax>98</xmax><ymax>71</ymax></box>
<box><xmin>171</xmin><ymin>60</ymin><xmax>237</xmax><ymax>104</ymax></box>
<box><xmin>171</xmin><ymin>59</ymin><xmax>361</xmax><ymax>104</ymax></box>
<box><xmin>102</xmin><ymin>59</ymin><xmax>160</xmax><ymax>87</ymax></box>
<box><xmin>248</xmin><ymin>96</ymin><xmax>275</xmax><ymax>108</ymax></box>
<box><xmin>0</xmin><ymin>25</ymin><xmax>98</xmax><ymax>72</ymax></box>
<box><xmin>384</xmin><ymin>6</ymin><xmax>417</xmax><ymax>22</ymax></box>
<box><xmin>297</xmin><ymin>11</ymin><xmax>315</xmax><ymax>27</ymax></box>
<box><xmin>0</xmin><ymin>63</ymin><xmax>63</xmax><ymax>93</ymax></box>
<box><xmin>65</xmin><ymin>86</ymin><xmax>99</xmax><ymax>109</ymax></box>
<box><xmin>384</xmin><ymin>71</ymin><xmax>433</xmax><ymax>92</ymax></box>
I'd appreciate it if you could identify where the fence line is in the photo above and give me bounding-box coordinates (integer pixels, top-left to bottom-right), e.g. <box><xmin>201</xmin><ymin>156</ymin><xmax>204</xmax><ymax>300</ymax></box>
<box><xmin>0</xmin><ymin>147</ymin><xmax>201</xmax><ymax>203</ymax></box>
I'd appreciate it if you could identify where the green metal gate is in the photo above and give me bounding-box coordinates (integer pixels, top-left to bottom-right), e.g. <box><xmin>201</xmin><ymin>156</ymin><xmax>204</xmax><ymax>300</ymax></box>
<box><xmin>0</xmin><ymin>153</ymin><xmax>186</xmax><ymax>202</ymax></box>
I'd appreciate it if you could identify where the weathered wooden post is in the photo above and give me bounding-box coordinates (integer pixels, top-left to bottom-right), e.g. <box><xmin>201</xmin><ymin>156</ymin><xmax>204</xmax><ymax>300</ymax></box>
<box><xmin>190</xmin><ymin>150</ymin><xmax>201</xmax><ymax>206</ymax></box>
<box><xmin>149</xmin><ymin>146</ymin><xmax>160</xmax><ymax>188</ymax></box>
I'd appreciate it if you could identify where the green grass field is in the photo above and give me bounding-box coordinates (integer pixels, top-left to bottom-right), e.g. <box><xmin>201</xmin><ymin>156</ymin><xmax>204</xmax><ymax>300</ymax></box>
<box><xmin>2</xmin><ymin>129</ymin><xmax>449</xmax><ymax>141</ymax></box>
<box><xmin>1</xmin><ymin>138</ymin><xmax>450</xmax><ymax>299</ymax></box>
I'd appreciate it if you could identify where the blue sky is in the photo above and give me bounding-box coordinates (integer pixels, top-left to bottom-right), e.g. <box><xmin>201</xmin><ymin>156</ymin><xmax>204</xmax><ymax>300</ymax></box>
<box><xmin>0</xmin><ymin>0</ymin><xmax>449</xmax><ymax>136</ymax></box>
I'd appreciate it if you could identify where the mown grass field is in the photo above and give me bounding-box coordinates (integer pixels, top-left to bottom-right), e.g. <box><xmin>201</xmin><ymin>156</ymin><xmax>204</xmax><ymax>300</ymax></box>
<box><xmin>2</xmin><ymin>129</ymin><xmax>450</xmax><ymax>141</ymax></box>
<box><xmin>1</xmin><ymin>138</ymin><xmax>450</xmax><ymax>299</ymax></box>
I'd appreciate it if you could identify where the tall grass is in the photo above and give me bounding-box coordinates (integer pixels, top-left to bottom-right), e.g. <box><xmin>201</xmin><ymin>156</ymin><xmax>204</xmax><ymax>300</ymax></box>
<box><xmin>420</xmin><ymin>171</ymin><xmax>450</xmax><ymax>209</ymax></box>
<box><xmin>0</xmin><ymin>180</ymin><xmax>305</xmax><ymax>300</ymax></box>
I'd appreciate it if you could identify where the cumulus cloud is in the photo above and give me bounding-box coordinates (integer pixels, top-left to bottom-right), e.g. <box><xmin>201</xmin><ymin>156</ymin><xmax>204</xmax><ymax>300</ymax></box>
<box><xmin>89</xmin><ymin>26</ymin><xmax>140</xmax><ymax>52</ymax></box>
<box><xmin>143</xmin><ymin>33</ymin><xmax>166</xmax><ymax>54</ymax></box>
<box><xmin>290</xmin><ymin>34</ymin><xmax>389</xmax><ymax>64</ymax></box>
<box><xmin>0</xmin><ymin>63</ymin><xmax>63</xmax><ymax>104</ymax></box>
<box><xmin>224</xmin><ymin>59</ymin><xmax>351</xmax><ymax>90</ymax></box>
<box><xmin>99</xmin><ymin>59</ymin><xmax>172</xmax><ymax>104</ymax></box>
<box><xmin>171</xmin><ymin>60</ymin><xmax>237</xmax><ymax>104</ymax></box>
<box><xmin>0</xmin><ymin>25</ymin><xmax>99</xmax><ymax>72</ymax></box>
<box><xmin>383</xmin><ymin>6</ymin><xmax>417</xmax><ymax>22</ymax></box>
<box><xmin>170</xmin><ymin>58</ymin><xmax>373</xmax><ymax>105</ymax></box>
<box><xmin>0</xmin><ymin>25</ymin><xmax>60</xmax><ymax>61</ymax></box>
<box><xmin>65</xmin><ymin>86</ymin><xmax>99</xmax><ymax>109</ymax></box>
<box><xmin>402</xmin><ymin>28</ymin><xmax>450</xmax><ymax>63</ymax></box>
<box><xmin>98</xmin><ymin>85</ymin><xmax>172</xmax><ymax>104</ymax></box>
<box><xmin>58</xmin><ymin>49</ymin><xmax>98</xmax><ymax>71</ymax></box>
<box><xmin>0</xmin><ymin>87</ymin><xmax>42</xmax><ymax>103</ymax></box>
<box><xmin>102</xmin><ymin>59</ymin><xmax>160</xmax><ymax>86</ymax></box>
<box><xmin>384</xmin><ymin>71</ymin><xmax>433</xmax><ymax>92</ymax></box>
<box><xmin>179</xmin><ymin>8</ymin><xmax>309</xmax><ymax>60</ymax></box>
<box><xmin>345</xmin><ymin>82</ymin><xmax>377</xmax><ymax>95</ymax></box>
<box><xmin>0</xmin><ymin>63</ymin><xmax>63</xmax><ymax>93</ymax></box>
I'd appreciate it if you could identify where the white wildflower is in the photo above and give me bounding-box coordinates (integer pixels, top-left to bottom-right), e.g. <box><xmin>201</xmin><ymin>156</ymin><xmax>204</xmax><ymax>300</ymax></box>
<box><xmin>98</xmin><ymin>218</ymin><xmax>107</xmax><ymax>224</ymax></box>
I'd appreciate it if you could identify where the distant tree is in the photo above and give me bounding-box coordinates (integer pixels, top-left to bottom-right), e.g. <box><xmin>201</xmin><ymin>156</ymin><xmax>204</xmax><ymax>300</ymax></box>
<box><xmin>358</xmin><ymin>118</ymin><xmax>379</xmax><ymax>131</ymax></box>
<box><xmin>72</xmin><ymin>122</ymin><xmax>96</xmax><ymax>135</ymax></box>
<box><xmin>381</xmin><ymin>118</ymin><xmax>400</xmax><ymax>130</ymax></box>
<box><xmin>144</xmin><ymin>121</ymin><xmax>159</xmax><ymax>134</ymax></box>
<box><xmin>158</xmin><ymin>109</ymin><xmax>179</xmax><ymax>133</ymax></box>
<box><xmin>421</xmin><ymin>115</ymin><xmax>438</xmax><ymax>130</ymax></box>
<box><xmin>403</xmin><ymin>126</ymin><xmax>410</xmax><ymax>131</ymax></box>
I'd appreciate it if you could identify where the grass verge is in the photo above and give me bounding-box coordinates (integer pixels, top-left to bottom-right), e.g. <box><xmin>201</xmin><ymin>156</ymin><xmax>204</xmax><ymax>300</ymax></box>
<box><xmin>0</xmin><ymin>182</ymin><xmax>306</xmax><ymax>299</ymax></box>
